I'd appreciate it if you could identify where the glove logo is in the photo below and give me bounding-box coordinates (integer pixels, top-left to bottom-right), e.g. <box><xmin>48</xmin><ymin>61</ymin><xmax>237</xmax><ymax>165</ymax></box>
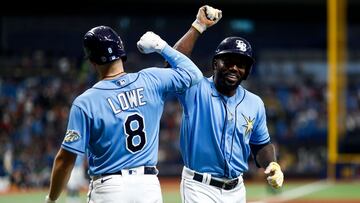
<box><xmin>241</xmin><ymin>113</ymin><xmax>255</xmax><ymax>137</ymax></box>
<box><xmin>235</xmin><ymin>40</ymin><xmax>247</xmax><ymax>52</ymax></box>
<box><xmin>63</xmin><ymin>130</ymin><xmax>81</xmax><ymax>143</ymax></box>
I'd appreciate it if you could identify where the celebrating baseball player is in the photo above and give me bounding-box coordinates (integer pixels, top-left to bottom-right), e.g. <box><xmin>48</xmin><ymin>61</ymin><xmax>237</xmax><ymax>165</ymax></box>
<box><xmin>170</xmin><ymin>5</ymin><xmax>284</xmax><ymax>202</ymax></box>
<box><xmin>45</xmin><ymin>26</ymin><xmax>202</xmax><ymax>203</ymax></box>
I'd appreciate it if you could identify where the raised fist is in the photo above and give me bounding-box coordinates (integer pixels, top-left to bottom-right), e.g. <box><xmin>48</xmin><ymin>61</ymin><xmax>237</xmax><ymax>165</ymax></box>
<box><xmin>137</xmin><ymin>31</ymin><xmax>167</xmax><ymax>54</ymax></box>
<box><xmin>192</xmin><ymin>5</ymin><xmax>222</xmax><ymax>33</ymax></box>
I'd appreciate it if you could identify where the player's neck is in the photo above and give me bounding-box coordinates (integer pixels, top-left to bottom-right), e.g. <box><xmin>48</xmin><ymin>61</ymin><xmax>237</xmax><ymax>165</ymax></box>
<box><xmin>215</xmin><ymin>84</ymin><xmax>236</xmax><ymax>97</ymax></box>
<box><xmin>102</xmin><ymin>71</ymin><xmax>126</xmax><ymax>80</ymax></box>
<box><xmin>98</xmin><ymin>60</ymin><xmax>125</xmax><ymax>80</ymax></box>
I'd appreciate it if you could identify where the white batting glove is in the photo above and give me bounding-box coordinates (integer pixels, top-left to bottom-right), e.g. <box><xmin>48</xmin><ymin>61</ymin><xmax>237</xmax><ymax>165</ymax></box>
<box><xmin>192</xmin><ymin>5</ymin><xmax>222</xmax><ymax>34</ymax></box>
<box><xmin>264</xmin><ymin>162</ymin><xmax>284</xmax><ymax>189</ymax></box>
<box><xmin>137</xmin><ymin>31</ymin><xmax>167</xmax><ymax>54</ymax></box>
<box><xmin>45</xmin><ymin>195</ymin><xmax>56</xmax><ymax>203</ymax></box>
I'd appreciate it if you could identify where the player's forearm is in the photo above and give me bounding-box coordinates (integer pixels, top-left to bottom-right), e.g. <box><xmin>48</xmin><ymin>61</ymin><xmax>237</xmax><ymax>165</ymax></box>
<box><xmin>173</xmin><ymin>27</ymin><xmax>201</xmax><ymax>57</ymax></box>
<box><xmin>48</xmin><ymin>149</ymin><xmax>76</xmax><ymax>200</ymax></box>
<box><xmin>255</xmin><ymin>143</ymin><xmax>277</xmax><ymax>169</ymax></box>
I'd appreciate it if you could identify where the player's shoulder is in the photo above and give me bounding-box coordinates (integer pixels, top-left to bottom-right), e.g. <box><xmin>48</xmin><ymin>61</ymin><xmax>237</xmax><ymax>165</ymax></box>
<box><xmin>242</xmin><ymin>87</ymin><xmax>264</xmax><ymax>105</ymax></box>
<box><xmin>194</xmin><ymin>76</ymin><xmax>211</xmax><ymax>88</ymax></box>
<box><xmin>72</xmin><ymin>73</ymin><xmax>141</xmax><ymax>104</ymax></box>
<box><xmin>137</xmin><ymin>67</ymin><xmax>181</xmax><ymax>84</ymax></box>
<box><xmin>188</xmin><ymin>76</ymin><xmax>215</xmax><ymax>92</ymax></box>
<box><xmin>71</xmin><ymin>88</ymin><xmax>93</xmax><ymax>107</ymax></box>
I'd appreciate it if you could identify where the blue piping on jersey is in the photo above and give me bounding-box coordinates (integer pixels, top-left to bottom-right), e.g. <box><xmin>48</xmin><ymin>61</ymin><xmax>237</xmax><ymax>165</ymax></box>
<box><xmin>61</xmin><ymin>144</ymin><xmax>85</xmax><ymax>154</ymax></box>
<box><xmin>220</xmin><ymin>99</ymin><xmax>229</xmax><ymax>177</ymax></box>
<box><xmin>228</xmin><ymin>88</ymin><xmax>246</xmax><ymax>177</ymax></box>
<box><xmin>250</xmin><ymin>136</ymin><xmax>271</xmax><ymax>145</ymax></box>
<box><xmin>211</xmin><ymin>92</ymin><xmax>228</xmax><ymax>177</ymax></box>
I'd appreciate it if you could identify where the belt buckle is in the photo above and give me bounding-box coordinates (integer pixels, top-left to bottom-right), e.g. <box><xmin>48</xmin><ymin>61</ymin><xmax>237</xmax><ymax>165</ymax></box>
<box><xmin>222</xmin><ymin>179</ymin><xmax>238</xmax><ymax>190</ymax></box>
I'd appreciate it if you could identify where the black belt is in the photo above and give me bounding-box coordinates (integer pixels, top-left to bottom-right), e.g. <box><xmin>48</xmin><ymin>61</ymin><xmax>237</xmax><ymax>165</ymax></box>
<box><xmin>193</xmin><ymin>172</ymin><xmax>239</xmax><ymax>190</ymax></box>
<box><xmin>102</xmin><ymin>166</ymin><xmax>158</xmax><ymax>176</ymax></box>
<box><xmin>93</xmin><ymin>166</ymin><xmax>158</xmax><ymax>181</ymax></box>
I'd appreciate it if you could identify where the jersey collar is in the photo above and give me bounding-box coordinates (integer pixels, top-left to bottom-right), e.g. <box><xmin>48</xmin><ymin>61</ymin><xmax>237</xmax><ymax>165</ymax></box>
<box><xmin>92</xmin><ymin>73</ymin><xmax>139</xmax><ymax>90</ymax></box>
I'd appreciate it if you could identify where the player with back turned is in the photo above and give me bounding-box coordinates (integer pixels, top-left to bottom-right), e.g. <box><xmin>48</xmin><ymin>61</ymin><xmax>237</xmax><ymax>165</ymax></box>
<box><xmin>45</xmin><ymin>26</ymin><xmax>202</xmax><ymax>203</ymax></box>
<box><xmin>170</xmin><ymin>5</ymin><xmax>284</xmax><ymax>202</ymax></box>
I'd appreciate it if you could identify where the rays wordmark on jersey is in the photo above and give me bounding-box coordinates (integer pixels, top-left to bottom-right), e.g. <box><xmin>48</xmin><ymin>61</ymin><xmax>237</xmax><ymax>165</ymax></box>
<box><xmin>107</xmin><ymin>87</ymin><xmax>147</xmax><ymax>114</ymax></box>
<box><xmin>241</xmin><ymin>113</ymin><xmax>255</xmax><ymax>137</ymax></box>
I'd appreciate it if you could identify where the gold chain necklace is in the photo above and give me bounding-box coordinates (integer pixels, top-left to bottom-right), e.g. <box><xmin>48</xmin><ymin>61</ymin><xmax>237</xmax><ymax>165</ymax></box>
<box><xmin>102</xmin><ymin>71</ymin><xmax>124</xmax><ymax>79</ymax></box>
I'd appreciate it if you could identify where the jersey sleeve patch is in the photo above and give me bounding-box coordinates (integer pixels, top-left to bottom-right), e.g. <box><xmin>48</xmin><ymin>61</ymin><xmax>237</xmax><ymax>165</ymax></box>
<box><xmin>63</xmin><ymin>130</ymin><xmax>81</xmax><ymax>143</ymax></box>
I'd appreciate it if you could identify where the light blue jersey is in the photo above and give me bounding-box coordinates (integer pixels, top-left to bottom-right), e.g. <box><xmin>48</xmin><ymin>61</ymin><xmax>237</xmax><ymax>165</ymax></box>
<box><xmin>177</xmin><ymin>77</ymin><xmax>270</xmax><ymax>179</ymax></box>
<box><xmin>61</xmin><ymin>45</ymin><xmax>202</xmax><ymax>176</ymax></box>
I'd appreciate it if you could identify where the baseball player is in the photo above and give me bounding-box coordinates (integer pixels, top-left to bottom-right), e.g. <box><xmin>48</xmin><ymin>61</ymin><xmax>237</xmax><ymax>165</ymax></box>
<box><xmin>45</xmin><ymin>26</ymin><xmax>202</xmax><ymax>203</ymax></box>
<box><xmin>170</xmin><ymin>6</ymin><xmax>284</xmax><ymax>202</ymax></box>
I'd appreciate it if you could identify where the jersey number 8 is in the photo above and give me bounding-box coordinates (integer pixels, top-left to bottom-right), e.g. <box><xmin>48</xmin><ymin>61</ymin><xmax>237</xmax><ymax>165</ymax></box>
<box><xmin>124</xmin><ymin>113</ymin><xmax>146</xmax><ymax>153</ymax></box>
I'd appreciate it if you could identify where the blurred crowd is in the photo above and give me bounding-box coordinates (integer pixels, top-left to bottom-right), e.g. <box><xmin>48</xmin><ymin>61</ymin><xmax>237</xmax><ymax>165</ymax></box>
<box><xmin>1</xmin><ymin>49</ymin><xmax>360</xmax><ymax>190</ymax></box>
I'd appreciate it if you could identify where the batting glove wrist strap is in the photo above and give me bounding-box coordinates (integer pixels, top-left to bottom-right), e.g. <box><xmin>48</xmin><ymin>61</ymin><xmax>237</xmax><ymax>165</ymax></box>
<box><xmin>264</xmin><ymin>162</ymin><xmax>284</xmax><ymax>189</ymax></box>
<box><xmin>137</xmin><ymin>31</ymin><xmax>167</xmax><ymax>54</ymax></box>
<box><xmin>45</xmin><ymin>195</ymin><xmax>56</xmax><ymax>203</ymax></box>
<box><xmin>192</xmin><ymin>20</ymin><xmax>207</xmax><ymax>34</ymax></box>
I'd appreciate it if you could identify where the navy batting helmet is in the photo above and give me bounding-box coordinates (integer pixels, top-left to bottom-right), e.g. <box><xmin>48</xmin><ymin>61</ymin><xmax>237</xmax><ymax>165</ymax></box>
<box><xmin>83</xmin><ymin>25</ymin><xmax>127</xmax><ymax>65</ymax></box>
<box><xmin>213</xmin><ymin>37</ymin><xmax>255</xmax><ymax>79</ymax></box>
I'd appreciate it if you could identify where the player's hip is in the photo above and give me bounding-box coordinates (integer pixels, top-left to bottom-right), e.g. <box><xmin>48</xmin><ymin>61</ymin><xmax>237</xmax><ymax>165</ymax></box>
<box><xmin>181</xmin><ymin>166</ymin><xmax>246</xmax><ymax>203</ymax></box>
<box><xmin>88</xmin><ymin>178</ymin><xmax>162</xmax><ymax>203</ymax></box>
<box><xmin>181</xmin><ymin>166</ymin><xmax>244</xmax><ymax>191</ymax></box>
<box><xmin>88</xmin><ymin>167</ymin><xmax>162</xmax><ymax>203</ymax></box>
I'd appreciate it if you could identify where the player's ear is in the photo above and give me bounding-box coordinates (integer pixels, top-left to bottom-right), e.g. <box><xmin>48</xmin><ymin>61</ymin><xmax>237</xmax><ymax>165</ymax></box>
<box><xmin>212</xmin><ymin>58</ymin><xmax>217</xmax><ymax>70</ymax></box>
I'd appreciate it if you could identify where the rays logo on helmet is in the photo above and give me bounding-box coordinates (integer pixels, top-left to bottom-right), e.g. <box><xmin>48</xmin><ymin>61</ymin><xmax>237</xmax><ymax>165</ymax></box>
<box><xmin>64</xmin><ymin>130</ymin><xmax>81</xmax><ymax>143</ymax></box>
<box><xmin>235</xmin><ymin>40</ymin><xmax>247</xmax><ymax>52</ymax></box>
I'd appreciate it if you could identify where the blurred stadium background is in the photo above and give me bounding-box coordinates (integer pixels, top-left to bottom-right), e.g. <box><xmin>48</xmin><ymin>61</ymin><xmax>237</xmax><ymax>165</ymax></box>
<box><xmin>0</xmin><ymin>0</ymin><xmax>360</xmax><ymax>202</ymax></box>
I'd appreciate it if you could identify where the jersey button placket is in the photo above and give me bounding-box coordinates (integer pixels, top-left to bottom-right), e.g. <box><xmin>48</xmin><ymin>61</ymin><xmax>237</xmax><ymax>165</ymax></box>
<box><xmin>225</xmin><ymin>100</ymin><xmax>236</xmax><ymax>165</ymax></box>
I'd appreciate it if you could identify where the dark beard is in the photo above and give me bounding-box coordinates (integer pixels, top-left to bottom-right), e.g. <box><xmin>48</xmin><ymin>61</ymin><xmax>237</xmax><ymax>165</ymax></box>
<box><xmin>215</xmin><ymin>77</ymin><xmax>242</xmax><ymax>96</ymax></box>
<box><xmin>223</xmin><ymin>76</ymin><xmax>242</xmax><ymax>87</ymax></box>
